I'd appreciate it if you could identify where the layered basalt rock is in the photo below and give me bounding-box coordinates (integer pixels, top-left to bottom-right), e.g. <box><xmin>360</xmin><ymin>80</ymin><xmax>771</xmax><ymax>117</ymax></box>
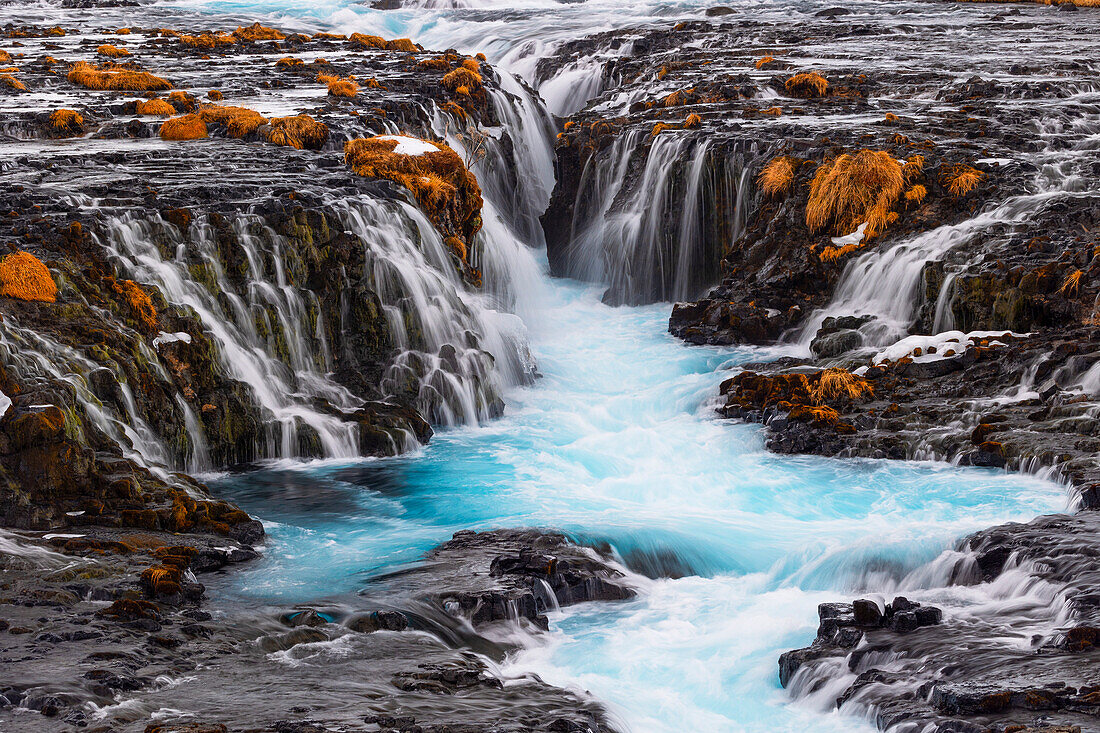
<box><xmin>780</xmin><ymin>512</ymin><xmax>1100</xmax><ymax>733</ymax></box>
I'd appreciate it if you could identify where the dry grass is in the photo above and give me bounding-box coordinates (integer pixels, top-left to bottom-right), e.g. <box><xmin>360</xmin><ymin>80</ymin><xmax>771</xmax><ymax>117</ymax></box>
<box><xmin>197</xmin><ymin>105</ymin><xmax>266</xmax><ymax>137</ymax></box>
<box><xmin>442</xmin><ymin>67</ymin><xmax>482</xmax><ymax>94</ymax></box>
<box><xmin>1060</xmin><ymin>269</ymin><xmax>1083</xmax><ymax>297</ymax></box>
<box><xmin>0</xmin><ymin>252</ymin><xmax>57</xmax><ymax>303</ymax></box>
<box><xmin>785</xmin><ymin>72</ymin><xmax>828</xmax><ymax>98</ymax></box>
<box><xmin>233</xmin><ymin>23</ymin><xmax>285</xmax><ymax>42</ymax></box>
<box><xmin>758</xmin><ymin>156</ymin><xmax>795</xmax><ymax>197</ymax></box>
<box><xmin>160</xmin><ymin>114</ymin><xmax>207</xmax><ymax>140</ymax></box>
<box><xmin>684</xmin><ymin>112</ymin><xmax>702</xmax><ymax>129</ymax></box>
<box><xmin>904</xmin><ymin>184</ymin><xmax>927</xmax><ymax>204</ymax></box>
<box><xmin>344</xmin><ymin>136</ymin><xmax>483</xmax><ymax>247</ymax></box>
<box><xmin>262</xmin><ymin>115</ymin><xmax>329</xmax><ymax>150</ymax></box>
<box><xmin>0</xmin><ymin>50</ymin><xmax>10</xmax><ymax>63</ymax></box>
<box><xmin>136</xmin><ymin>98</ymin><xmax>175</xmax><ymax>116</ymax></box>
<box><xmin>327</xmin><ymin>79</ymin><xmax>358</xmax><ymax>97</ymax></box>
<box><xmin>944</xmin><ymin>165</ymin><xmax>983</xmax><ymax>196</ymax></box>
<box><xmin>179</xmin><ymin>33</ymin><xmax>237</xmax><ymax>49</ymax></box>
<box><xmin>755</xmin><ymin>55</ymin><xmax>774</xmax><ymax>69</ymax></box>
<box><xmin>651</xmin><ymin>122</ymin><xmax>671</xmax><ymax>136</ymax></box>
<box><xmin>113</xmin><ymin>279</ymin><xmax>157</xmax><ymax>330</ymax></box>
<box><xmin>49</xmin><ymin>108</ymin><xmax>83</xmax><ymax>135</ymax></box>
<box><xmin>276</xmin><ymin>56</ymin><xmax>303</xmax><ymax>68</ymax></box>
<box><xmin>818</xmin><ymin>242</ymin><xmax>866</xmax><ymax>262</ymax></box>
<box><xmin>314</xmin><ymin>32</ymin><xmax>347</xmax><ymax>40</ymax></box>
<box><xmin>207</xmin><ymin>89</ymin><xmax>222</xmax><ymax>101</ymax></box>
<box><xmin>902</xmin><ymin>154</ymin><xmax>924</xmax><ymax>181</ymax></box>
<box><xmin>813</xmin><ymin>368</ymin><xmax>874</xmax><ymax>403</ymax></box>
<box><xmin>116</xmin><ymin>28</ymin><xmax>131</xmax><ymax>35</ymax></box>
<box><xmin>68</xmin><ymin>61</ymin><xmax>171</xmax><ymax>91</ymax></box>
<box><xmin>97</xmin><ymin>44</ymin><xmax>130</xmax><ymax>58</ymax></box>
<box><xmin>349</xmin><ymin>33</ymin><xmax>387</xmax><ymax>49</ymax></box>
<box><xmin>807</xmin><ymin>149</ymin><xmax>904</xmax><ymax>238</ymax></box>
<box><xmin>389</xmin><ymin>38</ymin><xmax>417</xmax><ymax>52</ymax></box>
<box><xmin>418</xmin><ymin>57</ymin><xmax>451</xmax><ymax>71</ymax></box>
<box><xmin>761</xmin><ymin>106</ymin><xmax>782</xmax><ymax>116</ymax></box>
<box><xmin>1</xmin><ymin>74</ymin><xmax>26</xmax><ymax>91</ymax></box>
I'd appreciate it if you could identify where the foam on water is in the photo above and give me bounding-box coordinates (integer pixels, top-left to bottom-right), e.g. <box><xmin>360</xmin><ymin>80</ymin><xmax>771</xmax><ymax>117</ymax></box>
<box><xmin>213</xmin><ymin>273</ymin><xmax>1066</xmax><ymax>733</ymax></box>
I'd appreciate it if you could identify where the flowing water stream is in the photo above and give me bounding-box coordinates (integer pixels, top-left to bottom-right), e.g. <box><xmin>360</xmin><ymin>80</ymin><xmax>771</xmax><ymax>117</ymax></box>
<box><xmin>2</xmin><ymin>0</ymin><xmax>1083</xmax><ymax>730</ymax></box>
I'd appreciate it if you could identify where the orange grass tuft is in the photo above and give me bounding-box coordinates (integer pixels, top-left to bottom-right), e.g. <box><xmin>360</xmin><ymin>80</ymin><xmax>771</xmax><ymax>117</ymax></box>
<box><xmin>327</xmin><ymin>79</ymin><xmax>358</xmax><ymax>97</ymax></box>
<box><xmin>276</xmin><ymin>56</ymin><xmax>303</xmax><ymax>68</ymax></box>
<box><xmin>0</xmin><ymin>50</ymin><xmax>10</xmax><ymax>63</ymax></box>
<box><xmin>207</xmin><ymin>89</ymin><xmax>222</xmax><ymax>101</ymax></box>
<box><xmin>179</xmin><ymin>33</ymin><xmax>237</xmax><ymax>49</ymax></box>
<box><xmin>233</xmin><ymin>23</ymin><xmax>285</xmax><ymax>42</ymax></box>
<box><xmin>113</xmin><ymin>279</ymin><xmax>157</xmax><ymax>330</ymax></box>
<box><xmin>755</xmin><ymin>55</ymin><xmax>774</xmax><ymax>69</ymax></box>
<box><xmin>68</xmin><ymin>61</ymin><xmax>171</xmax><ymax>91</ymax></box>
<box><xmin>1</xmin><ymin>74</ymin><xmax>26</xmax><ymax>91</ymax></box>
<box><xmin>160</xmin><ymin>114</ymin><xmax>207</xmax><ymax>140</ymax></box>
<box><xmin>348</xmin><ymin>33</ymin><xmax>387</xmax><ymax>49</ymax></box>
<box><xmin>904</xmin><ymin>184</ymin><xmax>927</xmax><ymax>204</ymax></box>
<box><xmin>0</xmin><ymin>252</ymin><xmax>57</xmax><ymax>303</ymax></box>
<box><xmin>197</xmin><ymin>104</ymin><xmax>266</xmax><ymax>137</ymax></box>
<box><xmin>262</xmin><ymin>115</ymin><xmax>329</xmax><ymax>150</ymax></box>
<box><xmin>812</xmin><ymin>368</ymin><xmax>874</xmax><ymax>403</ymax></box>
<box><xmin>785</xmin><ymin>72</ymin><xmax>828</xmax><ymax>98</ymax></box>
<box><xmin>944</xmin><ymin>165</ymin><xmax>983</xmax><ymax>196</ymax></box>
<box><xmin>388</xmin><ymin>38</ymin><xmax>418</xmax><ymax>52</ymax></box>
<box><xmin>1060</xmin><ymin>269</ymin><xmax>1083</xmax><ymax>297</ymax></box>
<box><xmin>49</xmin><ymin>108</ymin><xmax>83</xmax><ymax>135</ymax></box>
<box><xmin>136</xmin><ymin>98</ymin><xmax>176</xmax><ymax>116</ymax></box>
<box><xmin>684</xmin><ymin>112</ymin><xmax>702</xmax><ymax>129</ymax></box>
<box><xmin>97</xmin><ymin>44</ymin><xmax>130</xmax><ymax>58</ymax></box>
<box><xmin>344</xmin><ymin>136</ymin><xmax>483</xmax><ymax>247</ymax></box>
<box><xmin>902</xmin><ymin>154</ymin><xmax>924</xmax><ymax>181</ymax></box>
<box><xmin>441</xmin><ymin>66</ymin><xmax>482</xmax><ymax>94</ymax></box>
<box><xmin>806</xmin><ymin>149</ymin><xmax>904</xmax><ymax>238</ymax></box>
<box><xmin>758</xmin><ymin>156</ymin><xmax>795</xmax><ymax>197</ymax></box>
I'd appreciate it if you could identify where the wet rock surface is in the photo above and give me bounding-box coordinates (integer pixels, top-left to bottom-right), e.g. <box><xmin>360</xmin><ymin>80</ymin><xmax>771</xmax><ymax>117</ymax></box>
<box><xmin>781</xmin><ymin>512</ymin><xmax>1100</xmax><ymax>733</ymax></box>
<box><xmin>0</xmin><ymin>526</ymin><xmax>628</xmax><ymax>732</ymax></box>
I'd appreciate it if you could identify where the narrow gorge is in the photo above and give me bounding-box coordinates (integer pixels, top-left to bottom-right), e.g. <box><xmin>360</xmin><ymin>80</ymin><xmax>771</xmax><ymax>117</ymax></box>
<box><xmin>0</xmin><ymin>1</ymin><xmax>1097</xmax><ymax>732</ymax></box>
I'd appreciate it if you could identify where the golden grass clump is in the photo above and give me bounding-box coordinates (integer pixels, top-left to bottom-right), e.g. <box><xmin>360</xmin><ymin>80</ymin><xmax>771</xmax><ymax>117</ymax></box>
<box><xmin>945</xmin><ymin>164</ymin><xmax>983</xmax><ymax>196</ymax></box>
<box><xmin>314</xmin><ymin>32</ymin><xmax>346</xmax><ymax>40</ymax></box>
<box><xmin>68</xmin><ymin>61</ymin><xmax>171</xmax><ymax>91</ymax></box>
<box><xmin>441</xmin><ymin>66</ymin><xmax>482</xmax><ymax>94</ymax></box>
<box><xmin>418</xmin><ymin>57</ymin><xmax>451</xmax><ymax>71</ymax></box>
<box><xmin>755</xmin><ymin>55</ymin><xmax>774</xmax><ymax>69</ymax></box>
<box><xmin>904</xmin><ymin>184</ymin><xmax>927</xmax><ymax>204</ymax></box>
<box><xmin>388</xmin><ymin>38</ymin><xmax>418</xmax><ymax>52</ymax></box>
<box><xmin>262</xmin><ymin>115</ymin><xmax>329</xmax><ymax>150</ymax></box>
<box><xmin>97</xmin><ymin>44</ymin><xmax>130</xmax><ymax>58</ymax></box>
<box><xmin>113</xmin><ymin>279</ymin><xmax>157</xmax><ymax>330</ymax></box>
<box><xmin>160</xmin><ymin>114</ymin><xmax>208</xmax><ymax>141</ymax></box>
<box><xmin>344</xmin><ymin>136</ymin><xmax>483</xmax><ymax>247</ymax></box>
<box><xmin>818</xmin><ymin>242</ymin><xmax>865</xmax><ymax>263</ymax></box>
<box><xmin>207</xmin><ymin>89</ymin><xmax>223</xmax><ymax>100</ymax></box>
<box><xmin>1</xmin><ymin>74</ymin><xmax>26</xmax><ymax>91</ymax></box>
<box><xmin>651</xmin><ymin>122</ymin><xmax>671</xmax><ymax>136</ymax></box>
<box><xmin>136</xmin><ymin>98</ymin><xmax>176</xmax><ymax>116</ymax></box>
<box><xmin>327</xmin><ymin>79</ymin><xmax>359</xmax><ymax>97</ymax></box>
<box><xmin>348</xmin><ymin>33</ymin><xmax>388</xmax><ymax>49</ymax></box>
<box><xmin>812</xmin><ymin>368</ymin><xmax>874</xmax><ymax>404</ymax></box>
<box><xmin>0</xmin><ymin>252</ymin><xmax>57</xmax><ymax>303</ymax></box>
<box><xmin>49</xmin><ymin>108</ymin><xmax>83</xmax><ymax>134</ymax></box>
<box><xmin>684</xmin><ymin>112</ymin><xmax>702</xmax><ymax>129</ymax></box>
<box><xmin>785</xmin><ymin>72</ymin><xmax>828</xmax><ymax>98</ymax></box>
<box><xmin>197</xmin><ymin>104</ymin><xmax>266</xmax><ymax>137</ymax></box>
<box><xmin>1060</xmin><ymin>269</ymin><xmax>1083</xmax><ymax>297</ymax></box>
<box><xmin>807</xmin><ymin>149</ymin><xmax>904</xmax><ymax>238</ymax></box>
<box><xmin>903</xmin><ymin>154</ymin><xmax>924</xmax><ymax>181</ymax></box>
<box><xmin>0</xmin><ymin>50</ymin><xmax>10</xmax><ymax>63</ymax></box>
<box><xmin>276</xmin><ymin>56</ymin><xmax>303</xmax><ymax>68</ymax></box>
<box><xmin>179</xmin><ymin>33</ymin><xmax>237</xmax><ymax>49</ymax></box>
<box><xmin>758</xmin><ymin>156</ymin><xmax>795</xmax><ymax>197</ymax></box>
<box><xmin>233</xmin><ymin>23</ymin><xmax>285</xmax><ymax>42</ymax></box>
<box><xmin>116</xmin><ymin>28</ymin><xmax>131</xmax><ymax>35</ymax></box>
<box><xmin>761</xmin><ymin>106</ymin><xmax>782</xmax><ymax>116</ymax></box>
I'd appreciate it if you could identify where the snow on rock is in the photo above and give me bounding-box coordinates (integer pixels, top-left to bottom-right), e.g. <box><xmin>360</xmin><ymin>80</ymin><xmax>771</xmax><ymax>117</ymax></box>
<box><xmin>831</xmin><ymin>222</ymin><xmax>867</xmax><ymax>247</ymax></box>
<box><xmin>153</xmin><ymin>331</ymin><xmax>193</xmax><ymax>348</ymax></box>
<box><xmin>0</xmin><ymin>387</ymin><xmax>9</xmax><ymax>419</ymax></box>
<box><xmin>376</xmin><ymin>135</ymin><xmax>440</xmax><ymax>157</ymax></box>
<box><xmin>873</xmin><ymin>330</ymin><xmax>1028</xmax><ymax>365</ymax></box>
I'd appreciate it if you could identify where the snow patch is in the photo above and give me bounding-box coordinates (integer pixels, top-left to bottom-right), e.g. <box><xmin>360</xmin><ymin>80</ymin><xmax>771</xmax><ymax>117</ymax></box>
<box><xmin>0</xmin><ymin>387</ymin><xmax>9</xmax><ymax>419</ymax></box>
<box><xmin>873</xmin><ymin>330</ymin><xmax>1028</xmax><ymax>365</ymax></box>
<box><xmin>153</xmin><ymin>331</ymin><xmax>193</xmax><ymax>348</ymax></box>
<box><xmin>376</xmin><ymin>135</ymin><xmax>439</xmax><ymax>156</ymax></box>
<box><xmin>830</xmin><ymin>222</ymin><xmax>867</xmax><ymax>247</ymax></box>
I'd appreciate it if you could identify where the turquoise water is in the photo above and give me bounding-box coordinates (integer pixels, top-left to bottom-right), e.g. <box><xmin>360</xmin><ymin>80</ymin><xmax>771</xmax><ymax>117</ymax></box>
<box><xmin>213</xmin><ymin>275</ymin><xmax>1065</xmax><ymax>733</ymax></box>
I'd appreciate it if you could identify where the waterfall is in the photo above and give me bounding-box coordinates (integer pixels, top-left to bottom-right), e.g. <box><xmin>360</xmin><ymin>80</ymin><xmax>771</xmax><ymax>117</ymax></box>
<box><xmin>552</xmin><ymin>130</ymin><xmax>745</xmax><ymax>305</ymax></box>
<box><xmin>795</xmin><ymin>188</ymin><xmax>1075</xmax><ymax>350</ymax></box>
